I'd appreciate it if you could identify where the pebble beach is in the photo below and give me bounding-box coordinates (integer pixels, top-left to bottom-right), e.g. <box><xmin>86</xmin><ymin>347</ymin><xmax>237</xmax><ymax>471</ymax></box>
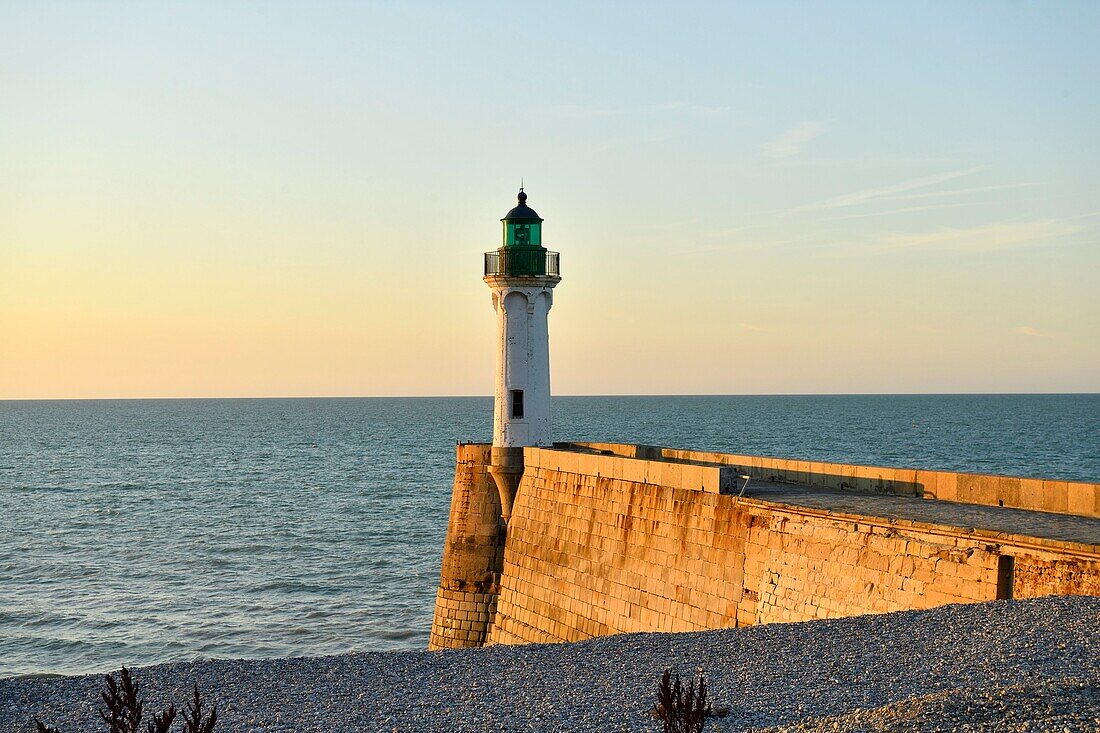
<box><xmin>3</xmin><ymin>595</ymin><xmax>1097</xmax><ymax>732</ymax></box>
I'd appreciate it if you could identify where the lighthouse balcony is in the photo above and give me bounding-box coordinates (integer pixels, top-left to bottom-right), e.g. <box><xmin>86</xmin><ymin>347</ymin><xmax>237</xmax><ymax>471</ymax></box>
<box><xmin>484</xmin><ymin>249</ymin><xmax>560</xmax><ymax>278</ymax></box>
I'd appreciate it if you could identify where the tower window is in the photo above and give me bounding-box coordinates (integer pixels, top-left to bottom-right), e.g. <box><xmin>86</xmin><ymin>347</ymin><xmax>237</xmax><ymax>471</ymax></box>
<box><xmin>510</xmin><ymin>390</ymin><xmax>524</xmax><ymax>419</ymax></box>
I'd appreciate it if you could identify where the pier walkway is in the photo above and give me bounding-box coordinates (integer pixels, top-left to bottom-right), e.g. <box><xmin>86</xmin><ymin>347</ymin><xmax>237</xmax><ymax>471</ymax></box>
<box><xmin>741</xmin><ymin>479</ymin><xmax>1100</xmax><ymax>549</ymax></box>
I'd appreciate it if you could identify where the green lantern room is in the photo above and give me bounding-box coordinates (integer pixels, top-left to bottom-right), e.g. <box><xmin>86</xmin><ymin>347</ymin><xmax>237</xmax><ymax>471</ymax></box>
<box><xmin>502</xmin><ymin>189</ymin><xmax>543</xmax><ymax>248</ymax></box>
<box><xmin>485</xmin><ymin>189</ymin><xmax>560</xmax><ymax>279</ymax></box>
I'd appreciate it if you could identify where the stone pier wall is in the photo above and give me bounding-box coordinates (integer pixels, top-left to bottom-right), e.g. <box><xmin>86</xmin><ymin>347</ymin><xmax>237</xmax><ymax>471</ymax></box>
<box><xmin>432</xmin><ymin>444</ymin><xmax>1100</xmax><ymax>649</ymax></box>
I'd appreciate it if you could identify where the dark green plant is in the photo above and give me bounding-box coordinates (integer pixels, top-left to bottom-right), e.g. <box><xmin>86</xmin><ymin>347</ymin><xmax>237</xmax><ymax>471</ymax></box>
<box><xmin>35</xmin><ymin>667</ymin><xmax>215</xmax><ymax>733</ymax></box>
<box><xmin>651</xmin><ymin>667</ymin><xmax>709</xmax><ymax>733</ymax></box>
<box><xmin>179</xmin><ymin>683</ymin><xmax>217</xmax><ymax>733</ymax></box>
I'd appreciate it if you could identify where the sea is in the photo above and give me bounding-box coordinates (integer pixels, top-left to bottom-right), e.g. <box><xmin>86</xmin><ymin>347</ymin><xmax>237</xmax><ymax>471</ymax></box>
<box><xmin>1</xmin><ymin>395</ymin><xmax>1097</xmax><ymax>678</ymax></box>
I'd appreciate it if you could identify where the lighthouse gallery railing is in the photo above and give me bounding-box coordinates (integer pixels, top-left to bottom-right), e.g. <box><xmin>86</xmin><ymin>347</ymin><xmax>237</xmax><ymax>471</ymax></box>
<box><xmin>484</xmin><ymin>250</ymin><xmax>560</xmax><ymax>278</ymax></box>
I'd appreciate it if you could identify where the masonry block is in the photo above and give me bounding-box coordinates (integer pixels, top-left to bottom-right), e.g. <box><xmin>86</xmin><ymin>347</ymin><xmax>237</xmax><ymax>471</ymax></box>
<box><xmin>681</xmin><ymin>464</ymin><xmax>704</xmax><ymax>491</ymax></box>
<box><xmin>1067</xmin><ymin>483</ymin><xmax>1095</xmax><ymax>518</ymax></box>
<box><xmin>622</xmin><ymin>458</ymin><xmax>646</xmax><ymax>484</ymax></box>
<box><xmin>1043</xmin><ymin>480</ymin><xmax>1070</xmax><ymax>514</ymax></box>
<box><xmin>1018</xmin><ymin>478</ymin><xmax>1045</xmax><ymax>510</ymax></box>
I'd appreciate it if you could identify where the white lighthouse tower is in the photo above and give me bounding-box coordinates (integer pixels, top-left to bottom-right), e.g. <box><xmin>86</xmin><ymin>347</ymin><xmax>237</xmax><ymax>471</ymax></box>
<box><xmin>484</xmin><ymin>188</ymin><xmax>561</xmax><ymax>447</ymax></box>
<box><xmin>483</xmin><ymin>189</ymin><xmax>560</xmax><ymax>520</ymax></box>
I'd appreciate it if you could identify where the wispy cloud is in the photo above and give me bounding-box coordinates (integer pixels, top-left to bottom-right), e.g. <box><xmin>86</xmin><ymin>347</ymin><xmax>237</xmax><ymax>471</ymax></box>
<box><xmin>873</xmin><ymin>181</ymin><xmax>1043</xmax><ymax>204</ymax></box>
<box><xmin>823</xmin><ymin>202</ymin><xmax>976</xmax><ymax>222</ymax></box>
<box><xmin>865</xmin><ymin>219</ymin><xmax>1081</xmax><ymax>254</ymax></box>
<box><xmin>549</xmin><ymin>101</ymin><xmax>732</xmax><ymax>120</ymax></box>
<box><xmin>795</xmin><ymin>166</ymin><xmax>984</xmax><ymax>211</ymax></box>
<box><xmin>549</xmin><ymin>104</ymin><xmax>621</xmax><ymax>120</ymax></box>
<box><xmin>762</xmin><ymin>121</ymin><xmax>823</xmax><ymax>158</ymax></box>
<box><xmin>656</xmin><ymin>101</ymin><xmax>732</xmax><ymax>117</ymax></box>
<box><xmin>634</xmin><ymin>218</ymin><xmax>701</xmax><ymax>232</ymax></box>
<box><xmin>1014</xmin><ymin>326</ymin><xmax>1054</xmax><ymax>338</ymax></box>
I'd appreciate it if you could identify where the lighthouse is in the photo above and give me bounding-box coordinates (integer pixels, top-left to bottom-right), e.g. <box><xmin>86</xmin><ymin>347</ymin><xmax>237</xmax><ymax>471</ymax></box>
<box><xmin>427</xmin><ymin>191</ymin><xmax>561</xmax><ymax>648</ymax></box>
<box><xmin>482</xmin><ymin>189</ymin><xmax>561</xmax><ymax>522</ymax></box>
<box><xmin>484</xmin><ymin>189</ymin><xmax>561</xmax><ymax>447</ymax></box>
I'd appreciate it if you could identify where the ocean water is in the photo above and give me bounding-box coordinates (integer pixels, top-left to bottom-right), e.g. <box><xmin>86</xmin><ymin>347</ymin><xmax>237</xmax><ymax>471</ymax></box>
<box><xmin>1</xmin><ymin>394</ymin><xmax>1097</xmax><ymax>678</ymax></box>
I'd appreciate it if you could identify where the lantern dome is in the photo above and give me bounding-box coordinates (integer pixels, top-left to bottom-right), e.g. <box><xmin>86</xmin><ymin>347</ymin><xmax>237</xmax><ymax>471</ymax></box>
<box><xmin>501</xmin><ymin>189</ymin><xmax>544</xmax><ymax>222</ymax></box>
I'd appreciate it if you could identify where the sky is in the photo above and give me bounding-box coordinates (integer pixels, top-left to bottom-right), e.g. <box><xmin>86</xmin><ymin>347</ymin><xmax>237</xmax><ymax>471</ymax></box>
<box><xmin>2</xmin><ymin>2</ymin><xmax>1098</xmax><ymax>398</ymax></box>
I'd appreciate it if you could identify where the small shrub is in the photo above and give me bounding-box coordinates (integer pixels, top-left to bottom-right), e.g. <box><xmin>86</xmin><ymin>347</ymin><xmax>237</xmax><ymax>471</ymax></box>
<box><xmin>650</xmin><ymin>667</ymin><xmax>709</xmax><ymax>733</ymax></box>
<box><xmin>35</xmin><ymin>667</ymin><xmax>216</xmax><ymax>733</ymax></box>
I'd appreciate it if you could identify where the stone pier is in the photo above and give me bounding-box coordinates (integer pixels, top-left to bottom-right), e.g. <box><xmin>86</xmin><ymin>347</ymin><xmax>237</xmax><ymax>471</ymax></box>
<box><xmin>430</xmin><ymin>441</ymin><xmax>1100</xmax><ymax>648</ymax></box>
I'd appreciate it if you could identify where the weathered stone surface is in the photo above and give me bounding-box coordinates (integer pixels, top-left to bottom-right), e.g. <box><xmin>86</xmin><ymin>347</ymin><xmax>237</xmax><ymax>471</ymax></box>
<box><xmin>428</xmin><ymin>443</ymin><xmax>505</xmax><ymax>650</ymax></box>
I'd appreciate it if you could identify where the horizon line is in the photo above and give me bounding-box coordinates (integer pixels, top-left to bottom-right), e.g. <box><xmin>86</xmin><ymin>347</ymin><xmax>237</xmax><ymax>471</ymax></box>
<box><xmin>2</xmin><ymin>391</ymin><xmax>1098</xmax><ymax>402</ymax></box>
